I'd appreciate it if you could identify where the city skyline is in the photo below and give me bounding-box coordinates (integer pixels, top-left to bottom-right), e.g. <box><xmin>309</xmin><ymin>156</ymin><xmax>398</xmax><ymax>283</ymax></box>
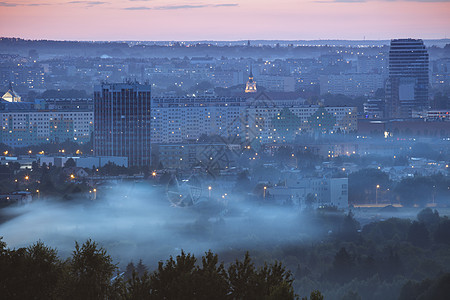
<box><xmin>0</xmin><ymin>0</ymin><xmax>449</xmax><ymax>41</ymax></box>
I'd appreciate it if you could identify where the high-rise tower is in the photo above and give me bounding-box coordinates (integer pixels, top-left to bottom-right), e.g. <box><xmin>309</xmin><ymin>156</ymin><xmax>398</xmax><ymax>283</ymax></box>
<box><xmin>385</xmin><ymin>39</ymin><xmax>429</xmax><ymax>118</ymax></box>
<box><xmin>94</xmin><ymin>81</ymin><xmax>152</xmax><ymax>167</ymax></box>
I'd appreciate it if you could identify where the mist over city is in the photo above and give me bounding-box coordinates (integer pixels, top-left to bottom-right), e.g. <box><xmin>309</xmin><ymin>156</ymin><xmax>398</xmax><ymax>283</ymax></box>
<box><xmin>1</xmin><ymin>0</ymin><xmax>450</xmax><ymax>299</ymax></box>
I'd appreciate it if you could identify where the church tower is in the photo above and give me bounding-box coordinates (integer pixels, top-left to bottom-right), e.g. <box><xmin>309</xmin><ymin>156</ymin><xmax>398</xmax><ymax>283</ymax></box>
<box><xmin>1</xmin><ymin>82</ymin><xmax>21</xmax><ymax>102</ymax></box>
<box><xmin>245</xmin><ymin>65</ymin><xmax>257</xmax><ymax>93</ymax></box>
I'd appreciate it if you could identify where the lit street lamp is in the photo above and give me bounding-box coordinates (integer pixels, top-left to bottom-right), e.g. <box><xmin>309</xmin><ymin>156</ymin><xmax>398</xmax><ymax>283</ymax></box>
<box><xmin>208</xmin><ymin>186</ymin><xmax>212</xmax><ymax>199</ymax></box>
<box><xmin>264</xmin><ymin>186</ymin><xmax>267</xmax><ymax>200</ymax></box>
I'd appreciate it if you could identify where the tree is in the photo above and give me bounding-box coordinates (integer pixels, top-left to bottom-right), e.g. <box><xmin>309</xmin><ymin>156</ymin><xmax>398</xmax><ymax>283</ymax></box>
<box><xmin>395</xmin><ymin>176</ymin><xmax>434</xmax><ymax>207</ymax></box>
<box><xmin>149</xmin><ymin>250</ymin><xmax>198</xmax><ymax>299</ymax></box>
<box><xmin>234</xmin><ymin>170</ymin><xmax>251</xmax><ymax>192</ymax></box>
<box><xmin>124</xmin><ymin>261</ymin><xmax>136</xmax><ymax>280</ymax></box>
<box><xmin>65</xmin><ymin>239</ymin><xmax>117</xmax><ymax>299</ymax></box>
<box><xmin>309</xmin><ymin>290</ymin><xmax>324</xmax><ymax>300</ymax></box>
<box><xmin>25</xmin><ymin>241</ymin><xmax>62</xmax><ymax>299</ymax></box>
<box><xmin>339</xmin><ymin>210</ymin><xmax>361</xmax><ymax>241</ymax></box>
<box><xmin>349</xmin><ymin>169</ymin><xmax>391</xmax><ymax>205</ymax></box>
<box><xmin>228</xmin><ymin>252</ymin><xmax>295</xmax><ymax>299</ymax></box>
<box><xmin>305</xmin><ymin>193</ymin><xmax>316</xmax><ymax>209</ymax></box>
<box><xmin>407</xmin><ymin>221</ymin><xmax>431</xmax><ymax>248</ymax></box>
<box><xmin>331</xmin><ymin>247</ymin><xmax>354</xmax><ymax>282</ymax></box>
<box><xmin>417</xmin><ymin>208</ymin><xmax>440</xmax><ymax>229</ymax></box>
<box><xmin>135</xmin><ymin>259</ymin><xmax>148</xmax><ymax>278</ymax></box>
<box><xmin>65</xmin><ymin>158</ymin><xmax>76</xmax><ymax>168</ymax></box>
<box><xmin>0</xmin><ymin>240</ymin><xmax>62</xmax><ymax>300</ymax></box>
<box><xmin>434</xmin><ymin>220</ymin><xmax>450</xmax><ymax>244</ymax></box>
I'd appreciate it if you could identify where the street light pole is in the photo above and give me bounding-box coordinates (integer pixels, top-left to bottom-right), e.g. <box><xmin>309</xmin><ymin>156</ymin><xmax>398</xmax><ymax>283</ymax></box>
<box><xmin>264</xmin><ymin>186</ymin><xmax>267</xmax><ymax>200</ymax></box>
<box><xmin>376</xmin><ymin>185</ymin><xmax>380</xmax><ymax>205</ymax></box>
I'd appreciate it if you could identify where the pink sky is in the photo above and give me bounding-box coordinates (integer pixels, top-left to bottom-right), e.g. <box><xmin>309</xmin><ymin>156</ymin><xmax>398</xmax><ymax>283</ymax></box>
<box><xmin>0</xmin><ymin>0</ymin><xmax>449</xmax><ymax>40</ymax></box>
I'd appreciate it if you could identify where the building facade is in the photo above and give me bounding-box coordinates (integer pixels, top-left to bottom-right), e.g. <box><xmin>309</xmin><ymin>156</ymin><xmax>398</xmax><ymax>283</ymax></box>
<box><xmin>151</xmin><ymin>93</ymin><xmax>357</xmax><ymax>144</ymax></box>
<box><xmin>94</xmin><ymin>82</ymin><xmax>152</xmax><ymax>167</ymax></box>
<box><xmin>151</xmin><ymin>96</ymin><xmax>247</xmax><ymax>144</ymax></box>
<box><xmin>0</xmin><ymin>108</ymin><xmax>93</xmax><ymax>147</ymax></box>
<box><xmin>320</xmin><ymin>73</ymin><xmax>385</xmax><ymax>96</ymax></box>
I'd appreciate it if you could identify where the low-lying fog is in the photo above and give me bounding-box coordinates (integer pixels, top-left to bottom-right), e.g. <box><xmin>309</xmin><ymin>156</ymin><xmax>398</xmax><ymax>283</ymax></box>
<box><xmin>0</xmin><ymin>182</ymin><xmax>445</xmax><ymax>268</ymax></box>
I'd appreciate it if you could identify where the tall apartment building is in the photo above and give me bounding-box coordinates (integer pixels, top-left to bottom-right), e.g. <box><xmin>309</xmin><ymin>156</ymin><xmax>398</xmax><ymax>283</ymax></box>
<box><xmin>386</xmin><ymin>39</ymin><xmax>429</xmax><ymax>118</ymax></box>
<box><xmin>94</xmin><ymin>82</ymin><xmax>152</xmax><ymax>167</ymax></box>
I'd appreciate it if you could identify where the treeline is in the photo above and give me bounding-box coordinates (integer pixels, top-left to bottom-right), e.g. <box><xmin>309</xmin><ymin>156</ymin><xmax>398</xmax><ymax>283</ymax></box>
<box><xmin>285</xmin><ymin>208</ymin><xmax>450</xmax><ymax>299</ymax></box>
<box><xmin>0</xmin><ymin>238</ymin><xmax>326</xmax><ymax>300</ymax></box>
<box><xmin>349</xmin><ymin>169</ymin><xmax>450</xmax><ymax>206</ymax></box>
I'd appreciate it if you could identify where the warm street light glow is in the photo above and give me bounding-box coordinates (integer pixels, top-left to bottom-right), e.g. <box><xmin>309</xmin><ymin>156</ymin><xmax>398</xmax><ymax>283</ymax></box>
<box><xmin>25</xmin><ymin>175</ymin><xmax>29</xmax><ymax>180</ymax></box>
<box><xmin>70</xmin><ymin>174</ymin><xmax>75</xmax><ymax>179</ymax></box>
<box><xmin>376</xmin><ymin>185</ymin><xmax>380</xmax><ymax>204</ymax></box>
<box><xmin>208</xmin><ymin>186</ymin><xmax>212</xmax><ymax>190</ymax></box>
<box><xmin>152</xmin><ymin>171</ymin><xmax>157</xmax><ymax>177</ymax></box>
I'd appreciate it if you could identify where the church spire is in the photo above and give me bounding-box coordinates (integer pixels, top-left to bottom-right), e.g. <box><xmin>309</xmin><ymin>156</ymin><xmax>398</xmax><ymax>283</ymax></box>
<box><xmin>245</xmin><ymin>64</ymin><xmax>257</xmax><ymax>93</ymax></box>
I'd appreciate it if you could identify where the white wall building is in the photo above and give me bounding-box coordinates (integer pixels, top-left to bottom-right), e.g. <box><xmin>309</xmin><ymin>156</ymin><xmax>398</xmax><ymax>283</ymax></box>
<box><xmin>0</xmin><ymin>110</ymin><xmax>93</xmax><ymax>144</ymax></box>
<box><xmin>320</xmin><ymin>74</ymin><xmax>386</xmax><ymax>96</ymax></box>
<box><xmin>257</xmin><ymin>75</ymin><xmax>296</xmax><ymax>92</ymax></box>
<box><xmin>269</xmin><ymin>177</ymin><xmax>348</xmax><ymax>209</ymax></box>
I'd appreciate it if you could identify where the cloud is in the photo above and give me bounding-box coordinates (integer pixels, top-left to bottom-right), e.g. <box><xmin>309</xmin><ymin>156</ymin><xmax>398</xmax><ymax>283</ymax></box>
<box><xmin>154</xmin><ymin>4</ymin><xmax>209</xmax><ymax>10</ymax></box>
<box><xmin>213</xmin><ymin>3</ymin><xmax>239</xmax><ymax>6</ymax></box>
<box><xmin>0</xmin><ymin>1</ymin><xmax>51</xmax><ymax>6</ymax></box>
<box><xmin>0</xmin><ymin>1</ymin><xmax>18</xmax><ymax>6</ymax></box>
<box><xmin>68</xmin><ymin>1</ymin><xmax>107</xmax><ymax>6</ymax></box>
<box><xmin>124</xmin><ymin>3</ymin><xmax>239</xmax><ymax>10</ymax></box>
<box><xmin>124</xmin><ymin>6</ymin><xmax>151</xmax><ymax>10</ymax></box>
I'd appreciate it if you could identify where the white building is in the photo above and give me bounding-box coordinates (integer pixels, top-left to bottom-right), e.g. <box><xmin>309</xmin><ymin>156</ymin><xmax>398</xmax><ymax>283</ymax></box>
<box><xmin>257</xmin><ymin>75</ymin><xmax>296</xmax><ymax>92</ymax></box>
<box><xmin>269</xmin><ymin>177</ymin><xmax>348</xmax><ymax>209</ymax></box>
<box><xmin>0</xmin><ymin>110</ymin><xmax>93</xmax><ymax>146</ymax></box>
<box><xmin>151</xmin><ymin>96</ymin><xmax>247</xmax><ymax>143</ymax></box>
<box><xmin>320</xmin><ymin>74</ymin><xmax>386</xmax><ymax>96</ymax></box>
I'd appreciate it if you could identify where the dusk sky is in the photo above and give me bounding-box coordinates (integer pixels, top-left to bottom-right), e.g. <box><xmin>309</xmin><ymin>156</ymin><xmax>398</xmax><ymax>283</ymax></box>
<box><xmin>0</xmin><ymin>0</ymin><xmax>449</xmax><ymax>41</ymax></box>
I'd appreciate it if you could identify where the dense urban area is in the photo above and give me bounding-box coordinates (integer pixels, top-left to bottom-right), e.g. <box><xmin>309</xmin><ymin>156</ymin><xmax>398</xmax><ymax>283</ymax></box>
<box><xmin>0</xmin><ymin>38</ymin><xmax>450</xmax><ymax>299</ymax></box>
